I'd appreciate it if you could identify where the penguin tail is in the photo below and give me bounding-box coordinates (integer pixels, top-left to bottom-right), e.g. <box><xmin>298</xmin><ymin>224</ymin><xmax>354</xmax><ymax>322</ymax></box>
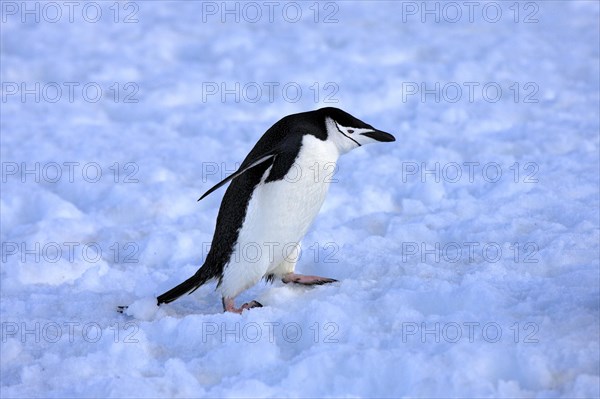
<box><xmin>156</xmin><ymin>269</ymin><xmax>212</xmax><ymax>306</ymax></box>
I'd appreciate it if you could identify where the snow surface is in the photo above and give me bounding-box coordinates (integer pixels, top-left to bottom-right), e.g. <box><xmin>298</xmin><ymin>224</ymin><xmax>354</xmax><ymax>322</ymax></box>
<box><xmin>1</xmin><ymin>1</ymin><xmax>599</xmax><ymax>397</ymax></box>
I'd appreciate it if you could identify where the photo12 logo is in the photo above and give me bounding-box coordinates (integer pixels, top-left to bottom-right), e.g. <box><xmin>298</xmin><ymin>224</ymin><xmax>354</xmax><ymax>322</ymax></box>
<box><xmin>401</xmin><ymin>321</ymin><xmax>540</xmax><ymax>344</ymax></box>
<box><xmin>1</xmin><ymin>162</ymin><xmax>139</xmax><ymax>184</ymax></box>
<box><xmin>401</xmin><ymin>241</ymin><xmax>539</xmax><ymax>264</ymax></box>
<box><xmin>201</xmin><ymin>82</ymin><xmax>339</xmax><ymax>104</ymax></box>
<box><xmin>2</xmin><ymin>321</ymin><xmax>139</xmax><ymax>344</ymax></box>
<box><xmin>202</xmin><ymin>321</ymin><xmax>339</xmax><ymax>344</ymax></box>
<box><xmin>1</xmin><ymin>2</ymin><xmax>140</xmax><ymax>24</ymax></box>
<box><xmin>199</xmin><ymin>241</ymin><xmax>340</xmax><ymax>264</ymax></box>
<box><xmin>401</xmin><ymin>162</ymin><xmax>539</xmax><ymax>184</ymax></box>
<box><xmin>400</xmin><ymin>2</ymin><xmax>540</xmax><ymax>24</ymax></box>
<box><xmin>199</xmin><ymin>2</ymin><xmax>340</xmax><ymax>23</ymax></box>
<box><xmin>401</xmin><ymin>82</ymin><xmax>539</xmax><ymax>104</ymax></box>
<box><xmin>1</xmin><ymin>82</ymin><xmax>139</xmax><ymax>104</ymax></box>
<box><xmin>1</xmin><ymin>242</ymin><xmax>139</xmax><ymax>264</ymax></box>
<box><xmin>201</xmin><ymin>161</ymin><xmax>339</xmax><ymax>185</ymax></box>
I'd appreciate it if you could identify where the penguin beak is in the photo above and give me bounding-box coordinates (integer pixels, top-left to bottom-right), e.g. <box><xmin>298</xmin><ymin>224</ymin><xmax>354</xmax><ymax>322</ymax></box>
<box><xmin>361</xmin><ymin>129</ymin><xmax>396</xmax><ymax>142</ymax></box>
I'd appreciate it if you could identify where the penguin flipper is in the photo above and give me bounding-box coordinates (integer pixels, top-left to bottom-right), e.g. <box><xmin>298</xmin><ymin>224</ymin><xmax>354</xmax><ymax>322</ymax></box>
<box><xmin>198</xmin><ymin>153</ymin><xmax>276</xmax><ymax>201</ymax></box>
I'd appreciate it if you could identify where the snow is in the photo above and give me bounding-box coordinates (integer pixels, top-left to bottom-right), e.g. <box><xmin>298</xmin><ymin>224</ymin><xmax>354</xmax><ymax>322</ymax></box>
<box><xmin>1</xmin><ymin>1</ymin><xmax>599</xmax><ymax>397</ymax></box>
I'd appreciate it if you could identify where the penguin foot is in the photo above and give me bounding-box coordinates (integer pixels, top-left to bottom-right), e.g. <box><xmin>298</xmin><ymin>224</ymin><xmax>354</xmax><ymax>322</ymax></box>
<box><xmin>281</xmin><ymin>273</ymin><xmax>338</xmax><ymax>285</ymax></box>
<box><xmin>241</xmin><ymin>300</ymin><xmax>263</xmax><ymax>310</ymax></box>
<box><xmin>222</xmin><ymin>297</ymin><xmax>263</xmax><ymax>314</ymax></box>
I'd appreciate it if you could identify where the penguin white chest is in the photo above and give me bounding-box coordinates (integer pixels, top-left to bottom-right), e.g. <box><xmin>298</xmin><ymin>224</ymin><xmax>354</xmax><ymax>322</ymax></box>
<box><xmin>251</xmin><ymin>135</ymin><xmax>339</xmax><ymax>239</ymax></box>
<box><xmin>220</xmin><ymin>135</ymin><xmax>339</xmax><ymax>297</ymax></box>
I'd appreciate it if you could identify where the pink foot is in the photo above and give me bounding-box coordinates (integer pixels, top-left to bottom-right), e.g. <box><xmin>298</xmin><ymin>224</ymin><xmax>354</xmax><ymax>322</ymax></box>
<box><xmin>222</xmin><ymin>297</ymin><xmax>262</xmax><ymax>313</ymax></box>
<box><xmin>282</xmin><ymin>273</ymin><xmax>338</xmax><ymax>285</ymax></box>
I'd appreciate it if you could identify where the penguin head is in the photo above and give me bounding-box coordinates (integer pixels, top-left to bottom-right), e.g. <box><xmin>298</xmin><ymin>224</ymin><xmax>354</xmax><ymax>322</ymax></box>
<box><xmin>319</xmin><ymin>107</ymin><xmax>396</xmax><ymax>154</ymax></box>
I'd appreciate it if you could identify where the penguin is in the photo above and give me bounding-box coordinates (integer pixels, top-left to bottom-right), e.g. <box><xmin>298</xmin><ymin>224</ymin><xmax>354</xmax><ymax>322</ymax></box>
<box><xmin>156</xmin><ymin>107</ymin><xmax>395</xmax><ymax>313</ymax></box>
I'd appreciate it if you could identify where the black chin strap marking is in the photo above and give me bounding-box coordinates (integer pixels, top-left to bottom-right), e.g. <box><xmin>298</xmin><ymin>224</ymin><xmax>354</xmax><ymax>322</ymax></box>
<box><xmin>335</xmin><ymin>124</ymin><xmax>361</xmax><ymax>147</ymax></box>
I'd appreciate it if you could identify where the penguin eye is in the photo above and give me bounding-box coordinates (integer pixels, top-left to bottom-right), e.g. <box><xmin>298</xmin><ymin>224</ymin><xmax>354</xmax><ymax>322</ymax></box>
<box><xmin>347</xmin><ymin>129</ymin><xmax>355</xmax><ymax>134</ymax></box>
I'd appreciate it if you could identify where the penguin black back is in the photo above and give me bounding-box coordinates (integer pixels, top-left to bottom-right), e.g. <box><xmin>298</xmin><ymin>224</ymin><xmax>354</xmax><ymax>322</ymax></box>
<box><xmin>157</xmin><ymin>110</ymin><xmax>319</xmax><ymax>304</ymax></box>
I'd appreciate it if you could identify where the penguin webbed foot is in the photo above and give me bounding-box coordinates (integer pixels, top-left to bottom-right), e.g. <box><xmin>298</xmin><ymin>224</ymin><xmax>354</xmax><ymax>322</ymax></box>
<box><xmin>222</xmin><ymin>297</ymin><xmax>262</xmax><ymax>314</ymax></box>
<box><xmin>281</xmin><ymin>273</ymin><xmax>338</xmax><ymax>285</ymax></box>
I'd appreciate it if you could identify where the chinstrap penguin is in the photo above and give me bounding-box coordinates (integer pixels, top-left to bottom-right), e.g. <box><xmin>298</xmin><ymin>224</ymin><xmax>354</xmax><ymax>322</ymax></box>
<box><xmin>152</xmin><ymin>107</ymin><xmax>395</xmax><ymax>313</ymax></box>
